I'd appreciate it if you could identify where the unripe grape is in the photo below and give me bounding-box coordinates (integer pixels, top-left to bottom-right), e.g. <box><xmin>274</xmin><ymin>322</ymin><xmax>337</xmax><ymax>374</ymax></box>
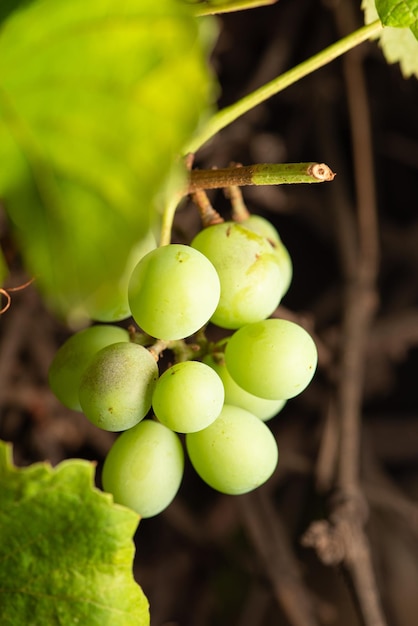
<box><xmin>203</xmin><ymin>354</ymin><xmax>286</xmax><ymax>421</ymax></box>
<box><xmin>241</xmin><ymin>215</ymin><xmax>292</xmax><ymax>297</ymax></box>
<box><xmin>128</xmin><ymin>243</ymin><xmax>220</xmax><ymax>340</ymax></box>
<box><xmin>191</xmin><ymin>221</ymin><xmax>283</xmax><ymax>329</ymax></box>
<box><xmin>48</xmin><ymin>325</ymin><xmax>130</xmax><ymax>411</ymax></box>
<box><xmin>102</xmin><ymin>420</ymin><xmax>184</xmax><ymax>518</ymax></box>
<box><xmin>225</xmin><ymin>318</ymin><xmax>317</xmax><ymax>400</ymax></box>
<box><xmin>79</xmin><ymin>342</ymin><xmax>158</xmax><ymax>431</ymax></box>
<box><xmin>152</xmin><ymin>360</ymin><xmax>224</xmax><ymax>433</ymax></box>
<box><xmin>186</xmin><ymin>404</ymin><xmax>278</xmax><ymax>495</ymax></box>
<box><xmin>240</xmin><ymin>214</ymin><xmax>281</xmax><ymax>244</ymax></box>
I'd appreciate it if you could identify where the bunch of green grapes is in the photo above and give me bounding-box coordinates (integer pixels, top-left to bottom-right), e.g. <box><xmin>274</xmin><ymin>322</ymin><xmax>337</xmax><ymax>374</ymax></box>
<box><xmin>48</xmin><ymin>210</ymin><xmax>317</xmax><ymax>518</ymax></box>
<box><xmin>48</xmin><ymin>325</ymin><xmax>186</xmax><ymax>518</ymax></box>
<box><xmin>184</xmin><ymin>316</ymin><xmax>316</xmax><ymax>495</ymax></box>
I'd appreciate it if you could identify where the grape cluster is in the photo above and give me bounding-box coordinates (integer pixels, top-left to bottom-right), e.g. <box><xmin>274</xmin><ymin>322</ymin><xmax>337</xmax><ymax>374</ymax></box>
<box><xmin>49</xmin><ymin>214</ymin><xmax>317</xmax><ymax>518</ymax></box>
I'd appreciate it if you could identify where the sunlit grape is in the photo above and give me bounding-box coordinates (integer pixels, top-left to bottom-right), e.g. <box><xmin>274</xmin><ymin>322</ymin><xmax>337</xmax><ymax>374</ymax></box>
<box><xmin>241</xmin><ymin>215</ymin><xmax>292</xmax><ymax>296</ymax></box>
<box><xmin>128</xmin><ymin>243</ymin><xmax>220</xmax><ymax>340</ymax></box>
<box><xmin>191</xmin><ymin>221</ymin><xmax>283</xmax><ymax>329</ymax></box>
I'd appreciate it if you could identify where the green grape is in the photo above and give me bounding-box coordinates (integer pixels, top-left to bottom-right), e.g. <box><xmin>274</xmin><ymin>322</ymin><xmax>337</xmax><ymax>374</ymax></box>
<box><xmin>241</xmin><ymin>215</ymin><xmax>292</xmax><ymax>297</ymax></box>
<box><xmin>152</xmin><ymin>360</ymin><xmax>224</xmax><ymax>433</ymax></box>
<box><xmin>191</xmin><ymin>221</ymin><xmax>283</xmax><ymax>329</ymax></box>
<box><xmin>102</xmin><ymin>419</ymin><xmax>184</xmax><ymax>518</ymax></box>
<box><xmin>225</xmin><ymin>318</ymin><xmax>317</xmax><ymax>400</ymax></box>
<box><xmin>240</xmin><ymin>214</ymin><xmax>281</xmax><ymax>244</ymax></box>
<box><xmin>84</xmin><ymin>229</ymin><xmax>157</xmax><ymax>322</ymax></box>
<box><xmin>186</xmin><ymin>404</ymin><xmax>278</xmax><ymax>495</ymax></box>
<box><xmin>271</xmin><ymin>240</ymin><xmax>292</xmax><ymax>297</ymax></box>
<box><xmin>203</xmin><ymin>354</ymin><xmax>286</xmax><ymax>421</ymax></box>
<box><xmin>79</xmin><ymin>342</ymin><xmax>158</xmax><ymax>431</ymax></box>
<box><xmin>48</xmin><ymin>325</ymin><xmax>130</xmax><ymax>411</ymax></box>
<box><xmin>128</xmin><ymin>243</ymin><xmax>220</xmax><ymax>340</ymax></box>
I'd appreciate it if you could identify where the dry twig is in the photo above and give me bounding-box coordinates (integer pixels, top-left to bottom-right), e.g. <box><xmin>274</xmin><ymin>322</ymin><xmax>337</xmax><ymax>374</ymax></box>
<box><xmin>238</xmin><ymin>488</ymin><xmax>319</xmax><ymax>626</ymax></box>
<box><xmin>303</xmin><ymin>4</ymin><xmax>387</xmax><ymax>625</ymax></box>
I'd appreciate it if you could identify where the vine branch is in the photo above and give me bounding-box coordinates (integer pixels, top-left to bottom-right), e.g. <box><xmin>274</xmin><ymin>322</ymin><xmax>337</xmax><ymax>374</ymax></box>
<box><xmin>303</xmin><ymin>4</ymin><xmax>386</xmax><ymax>626</ymax></box>
<box><xmin>193</xmin><ymin>0</ymin><xmax>277</xmax><ymax>16</ymax></box>
<box><xmin>160</xmin><ymin>161</ymin><xmax>335</xmax><ymax>246</ymax></box>
<box><xmin>188</xmin><ymin>162</ymin><xmax>335</xmax><ymax>191</ymax></box>
<box><xmin>186</xmin><ymin>20</ymin><xmax>383</xmax><ymax>153</ymax></box>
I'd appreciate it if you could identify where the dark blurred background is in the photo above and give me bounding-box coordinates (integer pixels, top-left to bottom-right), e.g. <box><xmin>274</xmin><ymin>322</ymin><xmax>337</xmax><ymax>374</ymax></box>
<box><xmin>1</xmin><ymin>1</ymin><xmax>418</xmax><ymax>625</ymax></box>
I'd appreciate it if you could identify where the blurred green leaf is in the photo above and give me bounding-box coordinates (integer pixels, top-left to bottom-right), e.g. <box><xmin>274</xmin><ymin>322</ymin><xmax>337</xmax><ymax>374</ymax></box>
<box><xmin>363</xmin><ymin>0</ymin><xmax>418</xmax><ymax>77</ymax></box>
<box><xmin>0</xmin><ymin>0</ymin><xmax>217</xmax><ymax>323</ymax></box>
<box><xmin>0</xmin><ymin>440</ymin><xmax>149</xmax><ymax>625</ymax></box>
<box><xmin>0</xmin><ymin>248</ymin><xmax>8</xmax><ymax>287</ymax></box>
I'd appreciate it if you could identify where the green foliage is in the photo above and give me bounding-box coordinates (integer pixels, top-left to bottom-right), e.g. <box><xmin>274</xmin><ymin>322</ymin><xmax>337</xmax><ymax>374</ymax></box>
<box><xmin>0</xmin><ymin>249</ymin><xmax>8</xmax><ymax>286</ymax></box>
<box><xmin>0</xmin><ymin>0</ymin><xmax>217</xmax><ymax>323</ymax></box>
<box><xmin>0</xmin><ymin>0</ymin><xmax>416</xmax><ymax>622</ymax></box>
<box><xmin>0</xmin><ymin>440</ymin><xmax>149</xmax><ymax>625</ymax></box>
<box><xmin>363</xmin><ymin>0</ymin><xmax>418</xmax><ymax>77</ymax></box>
<box><xmin>375</xmin><ymin>0</ymin><xmax>418</xmax><ymax>30</ymax></box>
<box><xmin>191</xmin><ymin>0</ymin><xmax>277</xmax><ymax>15</ymax></box>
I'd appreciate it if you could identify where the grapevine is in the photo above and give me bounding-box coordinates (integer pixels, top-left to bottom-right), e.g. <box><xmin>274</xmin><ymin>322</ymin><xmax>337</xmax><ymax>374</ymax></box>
<box><xmin>1</xmin><ymin>0</ymin><xmax>417</xmax><ymax>624</ymax></box>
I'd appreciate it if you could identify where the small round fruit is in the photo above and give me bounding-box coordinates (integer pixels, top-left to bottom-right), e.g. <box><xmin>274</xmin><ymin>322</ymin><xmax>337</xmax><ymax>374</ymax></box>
<box><xmin>191</xmin><ymin>221</ymin><xmax>283</xmax><ymax>329</ymax></box>
<box><xmin>152</xmin><ymin>360</ymin><xmax>224</xmax><ymax>433</ymax></box>
<box><xmin>79</xmin><ymin>342</ymin><xmax>158</xmax><ymax>431</ymax></box>
<box><xmin>48</xmin><ymin>325</ymin><xmax>130</xmax><ymax>411</ymax></box>
<box><xmin>241</xmin><ymin>215</ymin><xmax>292</xmax><ymax>297</ymax></box>
<box><xmin>186</xmin><ymin>404</ymin><xmax>278</xmax><ymax>495</ymax></box>
<box><xmin>128</xmin><ymin>243</ymin><xmax>220</xmax><ymax>340</ymax></box>
<box><xmin>102</xmin><ymin>420</ymin><xmax>184</xmax><ymax>518</ymax></box>
<box><xmin>203</xmin><ymin>354</ymin><xmax>286</xmax><ymax>421</ymax></box>
<box><xmin>241</xmin><ymin>214</ymin><xmax>281</xmax><ymax>244</ymax></box>
<box><xmin>225</xmin><ymin>318</ymin><xmax>317</xmax><ymax>400</ymax></box>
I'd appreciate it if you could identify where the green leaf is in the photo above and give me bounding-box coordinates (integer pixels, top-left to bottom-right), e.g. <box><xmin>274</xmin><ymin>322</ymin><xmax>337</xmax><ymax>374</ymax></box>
<box><xmin>0</xmin><ymin>440</ymin><xmax>149</xmax><ymax>626</ymax></box>
<box><xmin>0</xmin><ymin>1</ymin><xmax>37</xmax><ymax>25</ymax></box>
<box><xmin>363</xmin><ymin>0</ymin><xmax>418</xmax><ymax>77</ymax></box>
<box><xmin>191</xmin><ymin>0</ymin><xmax>277</xmax><ymax>16</ymax></box>
<box><xmin>0</xmin><ymin>0</ymin><xmax>217</xmax><ymax>323</ymax></box>
<box><xmin>0</xmin><ymin>249</ymin><xmax>8</xmax><ymax>286</ymax></box>
<box><xmin>375</xmin><ymin>0</ymin><xmax>418</xmax><ymax>29</ymax></box>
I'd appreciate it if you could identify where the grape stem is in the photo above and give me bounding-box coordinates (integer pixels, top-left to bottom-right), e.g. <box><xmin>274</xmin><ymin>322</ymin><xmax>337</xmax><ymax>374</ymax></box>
<box><xmin>170</xmin><ymin>332</ymin><xmax>210</xmax><ymax>363</ymax></box>
<box><xmin>148</xmin><ymin>339</ymin><xmax>169</xmax><ymax>362</ymax></box>
<box><xmin>146</xmin><ymin>331</ymin><xmax>210</xmax><ymax>364</ymax></box>
<box><xmin>128</xmin><ymin>326</ymin><xmax>157</xmax><ymax>347</ymax></box>
<box><xmin>161</xmin><ymin>18</ymin><xmax>382</xmax><ymax>245</ymax></box>
<box><xmin>191</xmin><ymin>189</ymin><xmax>224</xmax><ymax>227</ymax></box>
<box><xmin>225</xmin><ymin>185</ymin><xmax>250</xmax><ymax>222</ymax></box>
<box><xmin>188</xmin><ymin>162</ymin><xmax>335</xmax><ymax>192</ymax></box>
<box><xmin>193</xmin><ymin>0</ymin><xmax>277</xmax><ymax>16</ymax></box>
<box><xmin>186</xmin><ymin>20</ymin><xmax>383</xmax><ymax>153</ymax></box>
<box><xmin>159</xmin><ymin>190</ymin><xmax>184</xmax><ymax>247</ymax></box>
<box><xmin>161</xmin><ymin>162</ymin><xmax>334</xmax><ymax>245</ymax></box>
